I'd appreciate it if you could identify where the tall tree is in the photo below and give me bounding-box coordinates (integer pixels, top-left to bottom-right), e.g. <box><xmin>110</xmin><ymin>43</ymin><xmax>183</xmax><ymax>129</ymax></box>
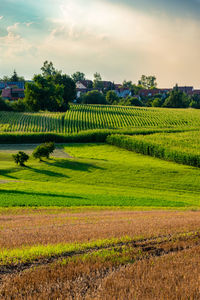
<box><xmin>25</xmin><ymin>74</ymin><xmax>65</xmax><ymax>112</ymax></box>
<box><xmin>2</xmin><ymin>70</ymin><xmax>25</xmax><ymax>82</ymax></box>
<box><xmin>53</xmin><ymin>73</ymin><xmax>76</xmax><ymax>110</ymax></box>
<box><xmin>163</xmin><ymin>85</ymin><xmax>189</xmax><ymax>108</ymax></box>
<box><xmin>71</xmin><ymin>72</ymin><xmax>86</xmax><ymax>83</ymax></box>
<box><xmin>138</xmin><ymin>75</ymin><xmax>157</xmax><ymax>89</ymax></box>
<box><xmin>41</xmin><ymin>61</ymin><xmax>59</xmax><ymax>77</ymax></box>
<box><xmin>93</xmin><ymin>72</ymin><xmax>103</xmax><ymax>90</ymax></box>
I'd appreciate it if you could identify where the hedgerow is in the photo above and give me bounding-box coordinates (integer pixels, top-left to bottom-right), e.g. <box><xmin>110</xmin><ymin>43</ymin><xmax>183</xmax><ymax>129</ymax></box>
<box><xmin>106</xmin><ymin>133</ymin><xmax>200</xmax><ymax>168</ymax></box>
<box><xmin>0</xmin><ymin>127</ymin><xmax>197</xmax><ymax>144</ymax></box>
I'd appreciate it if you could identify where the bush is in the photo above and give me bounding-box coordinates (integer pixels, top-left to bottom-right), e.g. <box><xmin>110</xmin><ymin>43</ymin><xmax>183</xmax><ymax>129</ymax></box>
<box><xmin>81</xmin><ymin>90</ymin><xmax>106</xmax><ymax>104</ymax></box>
<box><xmin>33</xmin><ymin>142</ymin><xmax>55</xmax><ymax>161</ymax></box>
<box><xmin>0</xmin><ymin>99</ymin><xmax>12</xmax><ymax>111</ymax></box>
<box><xmin>13</xmin><ymin>151</ymin><xmax>29</xmax><ymax>166</ymax></box>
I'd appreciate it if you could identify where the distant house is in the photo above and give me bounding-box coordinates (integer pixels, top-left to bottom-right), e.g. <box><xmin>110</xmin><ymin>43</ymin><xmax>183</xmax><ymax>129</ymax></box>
<box><xmin>0</xmin><ymin>81</ymin><xmax>25</xmax><ymax>90</ymax></box>
<box><xmin>114</xmin><ymin>88</ymin><xmax>131</xmax><ymax>98</ymax></box>
<box><xmin>2</xmin><ymin>87</ymin><xmax>25</xmax><ymax>101</ymax></box>
<box><xmin>76</xmin><ymin>80</ymin><xmax>93</xmax><ymax>89</ymax></box>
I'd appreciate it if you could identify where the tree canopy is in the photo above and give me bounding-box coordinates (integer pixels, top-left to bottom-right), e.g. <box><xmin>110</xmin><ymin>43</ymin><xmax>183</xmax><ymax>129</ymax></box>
<box><xmin>71</xmin><ymin>72</ymin><xmax>86</xmax><ymax>83</ymax></box>
<box><xmin>138</xmin><ymin>75</ymin><xmax>157</xmax><ymax>89</ymax></box>
<box><xmin>82</xmin><ymin>90</ymin><xmax>106</xmax><ymax>104</ymax></box>
<box><xmin>1</xmin><ymin>70</ymin><xmax>25</xmax><ymax>82</ymax></box>
<box><xmin>25</xmin><ymin>61</ymin><xmax>76</xmax><ymax>112</ymax></box>
<box><xmin>93</xmin><ymin>73</ymin><xmax>103</xmax><ymax>90</ymax></box>
<box><xmin>163</xmin><ymin>85</ymin><xmax>189</xmax><ymax>108</ymax></box>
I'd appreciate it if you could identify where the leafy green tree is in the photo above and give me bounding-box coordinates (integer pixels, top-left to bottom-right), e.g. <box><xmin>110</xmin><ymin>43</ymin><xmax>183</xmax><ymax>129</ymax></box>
<box><xmin>11</xmin><ymin>99</ymin><xmax>27</xmax><ymax>112</ymax></box>
<box><xmin>163</xmin><ymin>85</ymin><xmax>189</xmax><ymax>108</ymax></box>
<box><xmin>53</xmin><ymin>73</ymin><xmax>76</xmax><ymax>109</ymax></box>
<box><xmin>0</xmin><ymin>95</ymin><xmax>12</xmax><ymax>111</ymax></box>
<box><xmin>93</xmin><ymin>73</ymin><xmax>103</xmax><ymax>90</ymax></box>
<box><xmin>25</xmin><ymin>74</ymin><xmax>65</xmax><ymax>112</ymax></box>
<box><xmin>119</xmin><ymin>96</ymin><xmax>143</xmax><ymax>106</ymax></box>
<box><xmin>152</xmin><ymin>97</ymin><xmax>164</xmax><ymax>107</ymax></box>
<box><xmin>122</xmin><ymin>80</ymin><xmax>133</xmax><ymax>89</ymax></box>
<box><xmin>106</xmin><ymin>91</ymin><xmax>119</xmax><ymax>104</ymax></box>
<box><xmin>138</xmin><ymin>75</ymin><xmax>157</xmax><ymax>89</ymax></box>
<box><xmin>71</xmin><ymin>72</ymin><xmax>86</xmax><ymax>83</ymax></box>
<box><xmin>189</xmin><ymin>95</ymin><xmax>200</xmax><ymax>109</ymax></box>
<box><xmin>82</xmin><ymin>90</ymin><xmax>106</xmax><ymax>104</ymax></box>
<box><xmin>1</xmin><ymin>70</ymin><xmax>25</xmax><ymax>82</ymax></box>
<box><xmin>13</xmin><ymin>151</ymin><xmax>29</xmax><ymax>166</ymax></box>
<box><xmin>41</xmin><ymin>61</ymin><xmax>58</xmax><ymax>77</ymax></box>
<box><xmin>33</xmin><ymin>142</ymin><xmax>55</xmax><ymax>161</ymax></box>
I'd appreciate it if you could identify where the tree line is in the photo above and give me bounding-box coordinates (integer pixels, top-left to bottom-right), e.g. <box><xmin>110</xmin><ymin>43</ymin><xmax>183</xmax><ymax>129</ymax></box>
<box><xmin>1</xmin><ymin>62</ymin><xmax>200</xmax><ymax>111</ymax></box>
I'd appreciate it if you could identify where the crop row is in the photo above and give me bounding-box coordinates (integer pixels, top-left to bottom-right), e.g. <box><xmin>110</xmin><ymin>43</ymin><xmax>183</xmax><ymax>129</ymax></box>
<box><xmin>107</xmin><ymin>131</ymin><xmax>200</xmax><ymax>168</ymax></box>
<box><xmin>1</xmin><ymin>105</ymin><xmax>200</xmax><ymax>133</ymax></box>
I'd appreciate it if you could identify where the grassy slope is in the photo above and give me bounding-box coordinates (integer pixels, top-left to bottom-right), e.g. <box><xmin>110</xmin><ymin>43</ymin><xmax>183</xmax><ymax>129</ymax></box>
<box><xmin>0</xmin><ymin>143</ymin><xmax>200</xmax><ymax>208</ymax></box>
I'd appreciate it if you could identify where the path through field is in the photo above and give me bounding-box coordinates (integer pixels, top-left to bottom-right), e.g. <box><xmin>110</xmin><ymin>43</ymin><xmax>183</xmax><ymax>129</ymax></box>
<box><xmin>0</xmin><ymin>144</ymin><xmax>72</xmax><ymax>158</ymax></box>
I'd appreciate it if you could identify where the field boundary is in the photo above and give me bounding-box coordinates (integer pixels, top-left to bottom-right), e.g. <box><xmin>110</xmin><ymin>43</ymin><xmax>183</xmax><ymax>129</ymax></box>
<box><xmin>0</xmin><ymin>127</ymin><xmax>198</xmax><ymax>144</ymax></box>
<box><xmin>107</xmin><ymin>133</ymin><xmax>200</xmax><ymax>168</ymax></box>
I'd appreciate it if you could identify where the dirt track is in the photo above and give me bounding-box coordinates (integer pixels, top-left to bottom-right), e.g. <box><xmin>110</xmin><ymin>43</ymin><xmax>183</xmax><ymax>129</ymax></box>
<box><xmin>0</xmin><ymin>144</ymin><xmax>72</xmax><ymax>158</ymax></box>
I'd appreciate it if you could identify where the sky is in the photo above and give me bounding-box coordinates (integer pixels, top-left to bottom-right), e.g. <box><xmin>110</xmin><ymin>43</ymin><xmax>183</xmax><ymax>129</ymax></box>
<box><xmin>0</xmin><ymin>0</ymin><xmax>200</xmax><ymax>87</ymax></box>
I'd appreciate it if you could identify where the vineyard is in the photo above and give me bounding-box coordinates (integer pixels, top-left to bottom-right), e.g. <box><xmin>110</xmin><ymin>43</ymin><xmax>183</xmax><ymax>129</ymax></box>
<box><xmin>0</xmin><ymin>105</ymin><xmax>200</xmax><ymax>133</ymax></box>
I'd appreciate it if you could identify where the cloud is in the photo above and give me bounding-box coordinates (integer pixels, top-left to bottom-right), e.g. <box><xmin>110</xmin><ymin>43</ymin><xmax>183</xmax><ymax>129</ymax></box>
<box><xmin>1</xmin><ymin>0</ymin><xmax>200</xmax><ymax>87</ymax></box>
<box><xmin>0</xmin><ymin>16</ymin><xmax>3</xmax><ymax>20</ymax></box>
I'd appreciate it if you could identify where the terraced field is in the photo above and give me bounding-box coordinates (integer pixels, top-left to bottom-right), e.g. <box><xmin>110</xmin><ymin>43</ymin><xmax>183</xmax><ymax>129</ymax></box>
<box><xmin>1</xmin><ymin>105</ymin><xmax>200</xmax><ymax>133</ymax></box>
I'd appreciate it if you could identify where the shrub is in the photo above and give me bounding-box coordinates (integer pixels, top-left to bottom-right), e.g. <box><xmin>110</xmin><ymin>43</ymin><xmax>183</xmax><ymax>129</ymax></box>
<box><xmin>13</xmin><ymin>151</ymin><xmax>29</xmax><ymax>166</ymax></box>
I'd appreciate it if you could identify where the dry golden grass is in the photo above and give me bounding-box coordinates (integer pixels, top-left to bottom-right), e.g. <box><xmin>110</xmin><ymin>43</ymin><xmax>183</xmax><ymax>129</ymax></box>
<box><xmin>1</xmin><ymin>209</ymin><xmax>200</xmax><ymax>249</ymax></box>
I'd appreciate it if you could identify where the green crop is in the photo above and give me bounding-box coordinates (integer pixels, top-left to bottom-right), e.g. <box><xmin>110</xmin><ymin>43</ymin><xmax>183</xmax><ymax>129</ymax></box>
<box><xmin>1</xmin><ymin>105</ymin><xmax>200</xmax><ymax>134</ymax></box>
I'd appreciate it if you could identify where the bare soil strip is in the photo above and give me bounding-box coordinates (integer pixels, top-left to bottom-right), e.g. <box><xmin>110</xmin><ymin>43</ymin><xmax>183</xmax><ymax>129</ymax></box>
<box><xmin>0</xmin><ymin>230</ymin><xmax>199</xmax><ymax>279</ymax></box>
<box><xmin>0</xmin><ymin>144</ymin><xmax>72</xmax><ymax>158</ymax></box>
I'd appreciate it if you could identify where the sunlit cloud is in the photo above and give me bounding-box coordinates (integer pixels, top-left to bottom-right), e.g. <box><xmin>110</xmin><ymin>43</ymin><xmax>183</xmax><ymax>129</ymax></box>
<box><xmin>0</xmin><ymin>0</ymin><xmax>200</xmax><ymax>87</ymax></box>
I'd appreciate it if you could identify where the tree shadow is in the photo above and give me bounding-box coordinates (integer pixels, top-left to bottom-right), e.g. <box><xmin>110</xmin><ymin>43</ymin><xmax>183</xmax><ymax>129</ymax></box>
<box><xmin>26</xmin><ymin>166</ymin><xmax>69</xmax><ymax>178</ymax></box>
<box><xmin>44</xmin><ymin>159</ymin><xmax>104</xmax><ymax>172</ymax></box>
<box><xmin>0</xmin><ymin>167</ymin><xmax>22</xmax><ymax>179</ymax></box>
<box><xmin>0</xmin><ymin>189</ymin><xmax>86</xmax><ymax>199</ymax></box>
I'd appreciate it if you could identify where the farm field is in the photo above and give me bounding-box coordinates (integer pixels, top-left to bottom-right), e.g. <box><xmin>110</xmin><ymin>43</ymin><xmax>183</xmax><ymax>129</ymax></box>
<box><xmin>0</xmin><ymin>209</ymin><xmax>200</xmax><ymax>299</ymax></box>
<box><xmin>107</xmin><ymin>130</ymin><xmax>200</xmax><ymax>168</ymax></box>
<box><xmin>0</xmin><ymin>112</ymin><xmax>200</xmax><ymax>298</ymax></box>
<box><xmin>0</xmin><ymin>143</ymin><xmax>200</xmax><ymax>208</ymax></box>
<box><xmin>1</xmin><ymin>105</ymin><xmax>200</xmax><ymax>133</ymax></box>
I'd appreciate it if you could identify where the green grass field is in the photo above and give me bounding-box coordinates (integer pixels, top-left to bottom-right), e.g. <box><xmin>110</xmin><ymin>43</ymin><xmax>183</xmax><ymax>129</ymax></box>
<box><xmin>1</xmin><ymin>105</ymin><xmax>200</xmax><ymax>133</ymax></box>
<box><xmin>0</xmin><ymin>143</ymin><xmax>200</xmax><ymax>208</ymax></box>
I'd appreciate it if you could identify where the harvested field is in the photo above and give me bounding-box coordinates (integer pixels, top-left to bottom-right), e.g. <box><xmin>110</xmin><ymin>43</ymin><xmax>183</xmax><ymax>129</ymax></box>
<box><xmin>0</xmin><ymin>221</ymin><xmax>200</xmax><ymax>299</ymax></box>
<box><xmin>0</xmin><ymin>209</ymin><xmax>200</xmax><ymax>249</ymax></box>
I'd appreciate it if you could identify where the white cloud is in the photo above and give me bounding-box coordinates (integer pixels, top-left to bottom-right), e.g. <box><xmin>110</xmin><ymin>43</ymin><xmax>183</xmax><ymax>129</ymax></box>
<box><xmin>1</xmin><ymin>0</ymin><xmax>200</xmax><ymax>86</ymax></box>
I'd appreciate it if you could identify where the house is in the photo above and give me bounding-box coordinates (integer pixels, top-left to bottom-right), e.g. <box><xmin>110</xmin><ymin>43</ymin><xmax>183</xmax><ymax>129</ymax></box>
<box><xmin>114</xmin><ymin>88</ymin><xmax>131</xmax><ymax>98</ymax></box>
<box><xmin>76</xmin><ymin>80</ymin><xmax>93</xmax><ymax>89</ymax></box>
<box><xmin>0</xmin><ymin>81</ymin><xmax>25</xmax><ymax>90</ymax></box>
<box><xmin>2</xmin><ymin>87</ymin><xmax>25</xmax><ymax>101</ymax></box>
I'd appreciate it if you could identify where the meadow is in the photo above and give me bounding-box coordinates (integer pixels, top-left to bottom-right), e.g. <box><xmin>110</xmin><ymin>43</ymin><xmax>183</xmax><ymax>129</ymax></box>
<box><xmin>1</xmin><ymin>104</ymin><xmax>200</xmax><ymax>133</ymax></box>
<box><xmin>0</xmin><ymin>143</ymin><xmax>200</xmax><ymax>208</ymax></box>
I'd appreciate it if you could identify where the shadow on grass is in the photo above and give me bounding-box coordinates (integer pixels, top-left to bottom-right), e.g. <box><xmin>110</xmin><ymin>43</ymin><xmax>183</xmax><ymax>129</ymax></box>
<box><xmin>44</xmin><ymin>159</ymin><xmax>104</xmax><ymax>172</ymax></box>
<box><xmin>26</xmin><ymin>166</ymin><xmax>69</xmax><ymax>178</ymax></box>
<box><xmin>0</xmin><ymin>167</ymin><xmax>21</xmax><ymax>179</ymax></box>
<box><xmin>0</xmin><ymin>189</ymin><xmax>86</xmax><ymax>199</ymax></box>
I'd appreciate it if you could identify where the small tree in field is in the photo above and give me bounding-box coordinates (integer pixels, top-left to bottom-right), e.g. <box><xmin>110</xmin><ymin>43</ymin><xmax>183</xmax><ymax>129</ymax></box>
<box><xmin>13</xmin><ymin>151</ymin><xmax>29</xmax><ymax>166</ymax></box>
<box><xmin>33</xmin><ymin>142</ymin><xmax>55</xmax><ymax>161</ymax></box>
